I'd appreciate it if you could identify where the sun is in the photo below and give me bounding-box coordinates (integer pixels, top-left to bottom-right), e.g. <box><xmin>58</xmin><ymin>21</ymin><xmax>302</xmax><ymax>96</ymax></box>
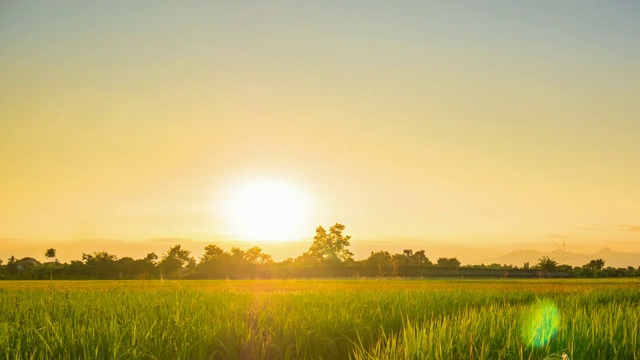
<box><xmin>223</xmin><ymin>179</ymin><xmax>311</xmax><ymax>242</ymax></box>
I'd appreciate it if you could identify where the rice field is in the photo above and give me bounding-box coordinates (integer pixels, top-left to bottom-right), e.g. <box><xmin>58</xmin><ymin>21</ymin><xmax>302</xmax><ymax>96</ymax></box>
<box><xmin>1</xmin><ymin>279</ymin><xmax>638</xmax><ymax>359</ymax></box>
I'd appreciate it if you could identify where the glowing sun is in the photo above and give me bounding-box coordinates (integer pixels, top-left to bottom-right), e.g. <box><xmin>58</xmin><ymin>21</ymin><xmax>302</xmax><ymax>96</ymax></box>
<box><xmin>223</xmin><ymin>179</ymin><xmax>310</xmax><ymax>242</ymax></box>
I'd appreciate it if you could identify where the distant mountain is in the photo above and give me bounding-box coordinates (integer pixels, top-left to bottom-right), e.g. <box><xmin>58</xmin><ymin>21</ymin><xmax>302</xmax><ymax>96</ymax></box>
<box><xmin>485</xmin><ymin>248</ymin><xmax>640</xmax><ymax>268</ymax></box>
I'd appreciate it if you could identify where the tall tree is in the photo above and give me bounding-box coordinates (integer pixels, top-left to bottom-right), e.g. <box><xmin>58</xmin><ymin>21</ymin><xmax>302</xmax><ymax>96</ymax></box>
<box><xmin>198</xmin><ymin>244</ymin><xmax>232</xmax><ymax>278</ymax></box>
<box><xmin>144</xmin><ymin>253</ymin><xmax>158</xmax><ymax>264</ymax></box>
<box><xmin>585</xmin><ymin>258</ymin><xmax>605</xmax><ymax>270</ymax></box>
<box><xmin>159</xmin><ymin>245</ymin><xmax>195</xmax><ymax>278</ymax></box>
<box><xmin>82</xmin><ymin>251</ymin><xmax>118</xmax><ymax>278</ymax></box>
<box><xmin>201</xmin><ymin>245</ymin><xmax>226</xmax><ymax>263</ymax></box>
<box><xmin>44</xmin><ymin>248</ymin><xmax>57</xmax><ymax>281</ymax></box>
<box><xmin>7</xmin><ymin>256</ymin><xmax>18</xmax><ymax>275</ymax></box>
<box><xmin>44</xmin><ymin>248</ymin><xmax>57</xmax><ymax>263</ymax></box>
<box><xmin>410</xmin><ymin>250</ymin><xmax>431</xmax><ymax>266</ymax></box>
<box><xmin>244</xmin><ymin>247</ymin><xmax>273</xmax><ymax>265</ymax></box>
<box><xmin>133</xmin><ymin>253</ymin><xmax>159</xmax><ymax>279</ymax></box>
<box><xmin>366</xmin><ymin>251</ymin><xmax>392</xmax><ymax>267</ymax></box>
<box><xmin>307</xmin><ymin>223</ymin><xmax>353</xmax><ymax>264</ymax></box>
<box><xmin>536</xmin><ymin>256</ymin><xmax>558</xmax><ymax>271</ymax></box>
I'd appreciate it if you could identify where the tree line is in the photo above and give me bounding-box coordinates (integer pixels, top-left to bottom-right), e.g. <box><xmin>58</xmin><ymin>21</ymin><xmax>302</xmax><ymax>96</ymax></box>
<box><xmin>1</xmin><ymin>224</ymin><xmax>639</xmax><ymax>279</ymax></box>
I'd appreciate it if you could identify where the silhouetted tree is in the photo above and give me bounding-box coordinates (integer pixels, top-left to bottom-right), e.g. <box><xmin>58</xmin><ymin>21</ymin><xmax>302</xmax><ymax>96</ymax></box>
<box><xmin>578</xmin><ymin>258</ymin><xmax>605</xmax><ymax>277</ymax></box>
<box><xmin>196</xmin><ymin>245</ymin><xmax>274</xmax><ymax>279</ymax></box>
<box><xmin>436</xmin><ymin>257</ymin><xmax>461</xmax><ymax>269</ymax></box>
<box><xmin>239</xmin><ymin>247</ymin><xmax>273</xmax><ymax>278</ymax></box>
<box><xmin>66</xmin><ymin>260</ymin><xmax>88</xmax><ymax>277</ymax></box>
<box><xmin>366</xmin><ymin>251</ymin><xmax>392</xmax><ymax>267</ymax></box>
<box><xmin>201</xmin><ymin>245</ymin><xmax>226</xmax><ymax>263</ymax></box>
<box><xmin>130</xmin><ymin>253</ymin><xmax>159</xmax><ymax>279</ymax></box>
<box><xmin>229</xmin><ymin>247</ymin><xmax>247</xmax><ymax>274</ymax></box>
<box><xmin>293</xmin><ymin>251</ymin><xmax>320</xmax><ymax>267</ymax></box>
<box><xmin>159</xmin><ymin>245</ymin><xmax>195</xmax><ymax>278</ymax></box>
<box><xmin>585</xmin><ymin>258</ymin><xmax>605</xmax><ymax>270</ymax></box>
<box><xmin>198</xmin><ymin>244</ymin><xmax>232</xmax><ymax>278</ymax></box>
<box><xmin>7</xmin><ymin>256</ymin><xmax>18</xmax><ymax>275</ymax></box>
<box><xmin>603</xmin><ymin>266</ymin><xmax>625</xmax><ymax>277</ymax></box>
<box><xmin>44</xmin><ymin>248</ymin><xmax>57</xmax><ymax>263</ymax></box>
<box><xmin>408</xmin><ymin>250</ymin><xmax>431</xmax><ymax>266</ymax></box>
<box><xmin>116</xmin><ymin>257</ymin><xmax>136</xmax><ymax>279</ymax></box>
<box><xmin>536</xmin><ymin>256</ymin><xmax>558</xmax><ymax>271</ymax></box>
<box><xmin>144</xmin><ymin>252</ymin><xmax>158</xmax><ymax>264</ymax></box>
<box><xmin>307</xmin><ymin>223</ymin><xmax>353</xmax><ymax>265</ymax></box>
<box><xmin>44</xmin><ymin>248</ymin><xmax>57</xmax><ymax>280</ymax></box>
<box><xmin>245</xmin><ymin>247</ymin><xmax>273</xmax><ymax>265</ymax></box>
<box><xmin>7</xmin><ymin>238</ymin><xmax>640</xmax><ymax>279</ymax></box>
<box><xmin>82</xmin><ymin>251</ymin><xmax>118</xmax><ymax>278</ymax></box>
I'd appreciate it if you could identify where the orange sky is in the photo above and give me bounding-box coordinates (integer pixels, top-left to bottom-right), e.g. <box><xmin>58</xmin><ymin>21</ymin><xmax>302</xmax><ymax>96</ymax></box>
<box><xmin>1</xmin><ymin>2</ymin><xmax>639</xmax><ymax>263</ymax></box>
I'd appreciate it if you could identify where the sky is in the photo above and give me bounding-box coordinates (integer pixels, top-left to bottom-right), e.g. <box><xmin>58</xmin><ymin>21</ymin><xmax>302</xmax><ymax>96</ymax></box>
<box><xmin>1</xmin><ymin>1</ymin><xmax>640</xmax><ymax>264</ymax></box>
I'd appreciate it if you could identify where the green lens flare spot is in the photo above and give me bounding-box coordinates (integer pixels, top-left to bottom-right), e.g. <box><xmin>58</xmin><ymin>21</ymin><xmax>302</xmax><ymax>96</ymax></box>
<box><xmin>521</xmin><ymin>299</ymin><xmax>559</xmax><ymax>348</ymax></box>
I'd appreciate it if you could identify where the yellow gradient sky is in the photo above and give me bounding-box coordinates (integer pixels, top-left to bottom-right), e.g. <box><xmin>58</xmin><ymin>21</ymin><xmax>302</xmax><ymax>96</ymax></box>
<box><xmin>1</xmin><ymin>2</ymin><xmax>639</xmax><ymax>263</ymax></box>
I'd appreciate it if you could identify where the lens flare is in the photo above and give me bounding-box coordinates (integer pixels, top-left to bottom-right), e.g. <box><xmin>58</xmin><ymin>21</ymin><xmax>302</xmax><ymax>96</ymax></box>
<box><xmin>521</xmin><ymin>299</ymin><xmax>559</xmax><ymax>348</ymax></box>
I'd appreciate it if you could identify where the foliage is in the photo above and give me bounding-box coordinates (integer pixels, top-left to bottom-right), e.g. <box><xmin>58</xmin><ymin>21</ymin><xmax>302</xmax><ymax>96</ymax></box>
<box><xmin>436</xmin><ymin>257</ymin><xmax>461</xmax><ymax>269</ymax></box>
<box><xmin>366</xmin><ymin>251</ymin><xmax>393</xmax><ymax>267</ymax></box>
<box><xmin>388</xmin><ymin>250</ymin><xmax>432</xmax><ymax>267</ymax></box>
<box><xmin>82</xmin><ymin>251</ymin><xmax>119</xmax><ymax>278</ymax></box>
<box><xmin>44</xmin><ymin>248</ymin><xmax>57</xmax><ymax>262</ymax></box>
<box><xmin>144</xmin><ymin>252</ymin><xmax>158</xmax><ymax>264</ymax></box>
<box><xmin>159</xmin><ymin>245</ymin><xmax>195</xmax><ymax>278</ymax></box>
<box><xmin>585</xmin><ymin>258</ymin><xmax>605</xmax><ymax>270</ymax></box>
<box><xmin>1</xmin><ymin>231</ymin><xmax>639</xmax><ymax>279</ymax></box>
<box><xmin>197</xmin><ymin>245</ymin><xmax>275</xmax><ymax>279</ymax></box>
<box><xmin>6</xmin><ymin>256</ymin><xmax>17</xmax><ymax>275</ymax></box>
<box><xmin>306</xmin><ymin>223</ymin><xmax>353</xmax><ymax>265</ymax></box>
<box><xmin>536</xmin><ymin>256</ymin><xmax>559</xmax><ymax>271</ymax></box>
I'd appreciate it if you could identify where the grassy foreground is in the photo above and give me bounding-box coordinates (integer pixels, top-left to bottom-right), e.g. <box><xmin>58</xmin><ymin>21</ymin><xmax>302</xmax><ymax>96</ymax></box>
<box><xmin>0</xmin><ymin>279</ymin><xmax>638</xmax><ymax>359</ymax></box>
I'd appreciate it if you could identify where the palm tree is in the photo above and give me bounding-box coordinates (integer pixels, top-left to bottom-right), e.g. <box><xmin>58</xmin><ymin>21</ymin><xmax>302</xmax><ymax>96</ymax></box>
<box><xmin>44</xmin><ymin>248</ymin><xmax>57</xmax><ymax>284</ymax></box>
<box><xmin>45</xmin><ymin>248</ymin><xmax>57</xmax><ymax>263</ymax></box>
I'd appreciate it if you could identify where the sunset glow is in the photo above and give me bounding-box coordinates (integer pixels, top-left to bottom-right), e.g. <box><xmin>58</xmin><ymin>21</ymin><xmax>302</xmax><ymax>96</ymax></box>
<box><xmin>2</xmin><ymin>3</ymin><xmax>639</xmax><ymax>359</ymax></box>
<box><xmin>222</xmin><ymin>180</ymin><xmax>310</xmax><ymax>242</ymax></box>
<box><xmin>1</xmin><ymin>2</ymin><xmax>639</xmax><ymax>263</ymax></box>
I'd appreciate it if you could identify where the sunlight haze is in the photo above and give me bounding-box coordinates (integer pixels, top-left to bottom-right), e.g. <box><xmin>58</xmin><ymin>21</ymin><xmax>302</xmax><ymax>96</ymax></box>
<box><xmin>1</xmin><ymin>1</ymin><xmax>640</xmax><ymax>263</ymax></box>
<box><xmin>220</xmin><ymin>178</ymin><xmax>311</xmax><ymax>242</ymax></box>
